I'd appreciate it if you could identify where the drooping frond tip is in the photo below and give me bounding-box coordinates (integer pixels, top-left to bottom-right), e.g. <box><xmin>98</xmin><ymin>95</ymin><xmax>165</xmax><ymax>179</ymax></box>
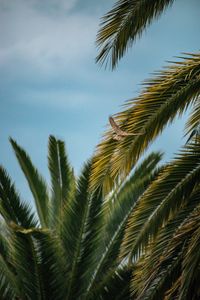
<box><xmin>96</xmin><ymin>0</ymin><xmax>174</xmax><ymax>69</ymax></box>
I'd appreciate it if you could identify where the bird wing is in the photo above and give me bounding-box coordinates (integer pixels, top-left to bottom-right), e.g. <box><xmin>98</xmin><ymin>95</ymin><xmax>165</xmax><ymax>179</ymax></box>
<box><xmin>109</xmin><ymin>116</ymin><xmax>126</xmax><ymax>135</ymax></box>
<box><xmin>109</xmin><ymin>116</ymin><xmax>145</xmax><ymax>136</ymax></box>
<box><xmin>113</xmin><ymin>134</ymin><xmax>124</xmax><ymax>141</ymax></box>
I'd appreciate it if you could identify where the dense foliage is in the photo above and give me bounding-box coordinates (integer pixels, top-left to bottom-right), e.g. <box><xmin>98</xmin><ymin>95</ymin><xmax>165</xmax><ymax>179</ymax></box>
<box><xmin>92</xmin><ymin>0</ymin><xmax>200</xmax><ymax>299</ymax></box>
<box><xmin>1</xmin><ymin>0</ymin><xmax>200</xmax><ymax>299</ymax></box>
<box><xmin>0</xmin><ymin>136</ymin><xmax>161</xmax><ymax>299</ymax></box>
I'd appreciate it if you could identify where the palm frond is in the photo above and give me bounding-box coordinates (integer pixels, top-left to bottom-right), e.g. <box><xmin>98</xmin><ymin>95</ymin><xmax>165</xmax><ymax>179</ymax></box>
<box><xmin>10</xmin><ymin>138</ymin><xmax>49</xmax><ymax>227</ymax></box>
<box><xmin>178</xmin><ymin>209</ymin><xmax>200</xmax><ymax>299</ymax></box>
<box><xmin>0</xmin><ymin>255</ymin><xmax>20</xmax><ymax>300</ymax></box>
<box><xmin>134</xmin><ymin>220</ymin><xmax>188</xmax><ymax>299</ymax></box>
<box><xmin>103</xmin><ymin>151</ymin><xmax>162</xmax><ymax>220</ymax></box>
<box><xmin>133</xmin><ymin>193</ymin><xmax>200</xmax><ymax>300</ymax></box>
<box><xmin>30</xmin><ymin>230</ymin><xmax>67</xmax><ymax>300</ymax></box>
<box><xmin>61</xmin><ymin>161</ymin><xmax>104</xmax><ymax>299</ymax></box>
<box><xmin>48</xmin><ymin>135</ymin><xmax>75</xmax><ymax>230</ymax></box>
<box><xmin>91</xmin><ymin>53</ymin><xmax>200</xmax><ymax>194</ymax></box>
<box><xmin>90</xmin><ymin>266</ymin><xmax>132</xmax><ymax>300</ymax></box>
<box><xmin>0</xmin><ymin>166</ymin><xmax>38</xmax><ymax>228</ymax></box>
<box><xmin>121</xmin><ymin>141</ymin><xmax>200</xmax><ymax>261</ymax></box>
<box><xmin>74</xmin><ymin>186</ymin><xmax>104</xmax><ymax>299</ymax></box>
<box><xmin>164</xmin><ymin>277</ymin><xmax>181</xmax><ymax>300</ymax></box>
<box><xmin>0</xmin><ymin>228</ymin><xmax>9</xmax><ymax>261</ymax></box>
<box><xmin>10</xmin><ymin>226</ymin><xmax>66</xmax><ymax>300</ymax></box>
<box><xmin>185</xmin><ymin>97</ymin><xmax>200</xmax><ymax>138</ymax></box>
<box><xmin>86</xmin><ymin>153</ymin><xmax>161</xmax><ymax>297</ymax></box>
<box><xmin>136</xmin><ymin>253</ymin><xmax>182</xmax><ymax>300</ymax></box>
<box><xmin>96</xmin><ymin>0</ymin><xmax>174</xmax><ymax>69</ymax></box>
<box><xmin>132</xmin><ymin>186</ymin><xmax>200</xmax><ymax>297</ymax></box>
<box><xmin>11</xmin><ymin>230</ymin><xmax>43</xmax><ymax>299</ymax></box>
<box><xmin>0</xmin><ymin>222</ymin><xmax>20</xmax><ymax>299</ymax></box>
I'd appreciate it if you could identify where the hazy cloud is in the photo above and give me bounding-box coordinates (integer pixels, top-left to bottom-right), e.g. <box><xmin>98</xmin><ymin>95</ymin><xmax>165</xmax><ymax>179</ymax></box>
<box><xmin>0</xmin><ymin>3</ymin><xmax>97</xmax><ymax>73</ymax></box>
<box><xmin>0</xmin><ymin>0</ymin><xmax>78</xmax><ymax>13</ymax></box>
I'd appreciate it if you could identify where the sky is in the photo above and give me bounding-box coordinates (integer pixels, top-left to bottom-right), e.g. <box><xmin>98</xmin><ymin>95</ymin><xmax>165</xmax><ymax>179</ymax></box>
<box><xmin>0</xmin><ymin>0</ymin><xmax>200</xmax><ymax>204</ymax></box>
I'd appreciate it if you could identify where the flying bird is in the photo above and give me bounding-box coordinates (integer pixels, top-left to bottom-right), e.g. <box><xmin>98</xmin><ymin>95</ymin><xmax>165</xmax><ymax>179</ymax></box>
<box><xmin>186</xmin><ymin>123</ymin><xmax>200</xmax><ymax>143</ymax></box>
<box><xmin>109</xmin><ymin>116</ymin><xmax>145</xmax><ymax>141</ymax></box>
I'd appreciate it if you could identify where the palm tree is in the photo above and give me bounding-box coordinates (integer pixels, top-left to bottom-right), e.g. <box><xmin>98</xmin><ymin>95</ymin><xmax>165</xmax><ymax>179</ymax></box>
<box><xmin>0</xmin><ymin>135</ymin><xmax>161</xmax><ymax>299</ymax></box>
<box><xmin>92</xmin><ymin>1</ymin><xmax>200</xmax><ymax>298</ymax></box>
<box><xmin>121</xmin><ymin>140</ymin><xmax>200</xmax><ymax>299</ymax></box>
<box><xmin>135</xmin><ymin>204</ymin><xmax>200</xmax><ymax>300</ymax></box>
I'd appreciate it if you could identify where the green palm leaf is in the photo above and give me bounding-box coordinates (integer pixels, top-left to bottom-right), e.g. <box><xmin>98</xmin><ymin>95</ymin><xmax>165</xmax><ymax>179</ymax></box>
<box><xmin>178</xmin><ymin>209</ymin><xmax>200</xmax><ymax>299</ymax></box>
<box><xmin>134</xmin><ymin>186</ymin><xmax>200</xmax><ymax>294</ymax></box>
<box><xmin>185</xmin><ymin>96</ymin><xmax>200</xmax><ymax>138</ymax></box>
<box><xmin>0</xmin><ymin>255</ymin><xmax>20</xmax><ymax>300</ymax></box>
<box><xmin>61</xmin><ymin>161</ymin><xmax>104</xmax><ymax>299</ymax></box>
<box><xmin>30</xmin><ymin>230</ymin><xmax>66</xmax><ymax>300</ymax></box>
<box><xmin>0</xmin><ymin>166</ymin><xmax>38</xmax><ymax>228</ymax></box>
<box><xmin>48</xmin><ymin>135</ymin><xmax>75</xmax><ymax>229</ymax></box>
<box><xmin>0</xmin><ymin>228</ymin><xmax>9</xmax><ymax>262</ymax></box>
<box><xmin>90</xmin><ymin>266</ymin><xmax>132</xmax><ymax>300</ymax></box>
<box><xmin>86</xmin><ymin>152</ymin><xmax>161</xmax><ymax>297</ymax></box>
<box><xmin>11</xmin><ymin>230</ymin><xmax>43</xmax><ymax>299</ymax></box>
<box><xmin>10</xmin><ymin>138</ymin><xmax>49</xmax><ymax>227</ymax></box>
<box><xmin>136</xmin><ymin>254</ymin><xmax>181</xmax><ymax>300</ymax></box>
<box><xmin>137</xmin><ymin>202</ymin><xmax>200</xmax><ymax>300</ymax></box>
<box><xmin>10</xmin><ymin>227</ymin><xmax>66</xmax><ymax>300</ymax></box>
<box><xmin>132</xmin><ymin>186</ymin><xmax>200</xmax><ymax>299</ymax></box>
<box><xmin>96</xmin><ymin>0</ymin><xmax>174</xmax><ymax>68</ymax></box>
<box><xmin>0</xmin><ymin>223</ymin><xmax>20</xmax><ymax>299</ymax></box>
<box><xmin>91</xmin><ymin>53</ymin><xmax>200</xmax><ymax>194</ymax></box>
<box><xmin>121</xmin><ymin>141</ymin><xmax>200</xmax><ymax>261</ymax></box>
<box><xmin>0</xmin><ymin>136</ymin><xmax>166</xmax><ymax>299</ymax></box>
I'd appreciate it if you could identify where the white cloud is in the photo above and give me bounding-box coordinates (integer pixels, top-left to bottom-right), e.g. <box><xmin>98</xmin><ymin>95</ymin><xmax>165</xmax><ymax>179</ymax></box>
<box><xmin>0</xmin><ymin>0</ymin><xmax>98</xmax><ymax>74</ymax></box>
<box><xmin>17</xmin><ymin>89</ymin><xmax>98</xmax><ymax>110</ymax></box>
<box><xmin>0</xmin><ymin>0</ymin><xmax>78</xmax><ymax>13</ymax></box>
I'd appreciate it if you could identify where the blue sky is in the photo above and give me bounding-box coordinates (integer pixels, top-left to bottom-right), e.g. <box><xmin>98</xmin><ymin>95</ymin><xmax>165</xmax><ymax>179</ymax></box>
<box><xmin>0</xmin><ymin>0</ymin><xmax>199</xmax><ymax>204</ymax></box>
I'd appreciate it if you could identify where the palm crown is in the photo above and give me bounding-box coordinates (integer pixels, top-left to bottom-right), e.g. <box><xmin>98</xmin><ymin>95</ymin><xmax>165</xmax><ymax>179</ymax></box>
<box><xmin>0</xmin><ymin>136</ymin><xmax>161</xmax><ymax>299</ymax></box>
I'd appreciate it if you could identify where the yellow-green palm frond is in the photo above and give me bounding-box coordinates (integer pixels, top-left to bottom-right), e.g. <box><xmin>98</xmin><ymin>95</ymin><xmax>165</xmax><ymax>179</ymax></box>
<box><xmin>185</xmin><ymin>96</ymin><xmax>200</xmax><ymax>137</ymax></box>
<box><xmin>178</xmin><ymin>210</ymin><xmax>200</xmax><ymax>299</ymax></box>
<box><xmin>91</xmin><ymin>53</ymin><xmax>200</xmax><ymax>195</ymax></box>
<box><xmin>132</xmin><ymin>186</ymin><xmax>200</xmax><ymax>299</ymax></box>
<box><xmin>85</xmin><ymin>153</ymin><xmax>161</xmax><ymax>298</ymax></box>
<box><xmin>120</xmin><ymin>140</ymin><xmax>200</xmax><ymax>262</ymax></box>
<box><xmin>96</xmin><ymin>0</ymin><xmax>174</xmax><ymax>69</ymax></box>
<box><xmin>164</xmin><ymin>277</ymin><xmax>181</xmax><ymax>300</ymax></box>
<box><xmin>135</xmin><ymin>204</ymin><xmax>200</xmax><ymax>300</ymax></box>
